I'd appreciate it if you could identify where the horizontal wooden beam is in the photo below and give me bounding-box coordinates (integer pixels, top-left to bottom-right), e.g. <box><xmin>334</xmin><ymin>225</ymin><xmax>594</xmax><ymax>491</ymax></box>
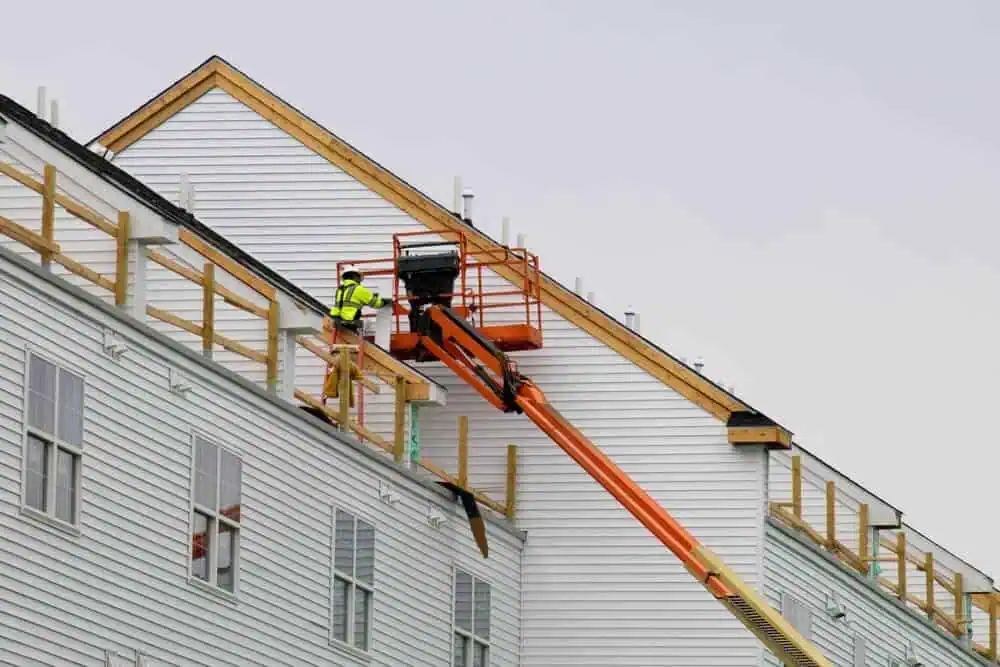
<box><xmin>329</xmin><ymin>327</ymin><xmax>431</xmax><ymax>401</ymax></box>
<box><xmin>179</xmin><ymin>229</ymin><xmax>276</xmax><ymax>299</ymax></box>
<box><xmin>146</xmin><ymin>248</ymin><xmax>268</xmax><ymax>318</ymax></box>
<box><xmin>0</xmin><ymin>215</ymin><xmax>60</xmax><ymax>255</ymax></box>
<box><xmin>727</xmin><ymin>425</ymin><xmax>791</xmax><ymax>448</ymax></box>
<box><xmin>146</xmin><ymin>305</ymin><xmax>267</xmax><ymax>363</ymax></box>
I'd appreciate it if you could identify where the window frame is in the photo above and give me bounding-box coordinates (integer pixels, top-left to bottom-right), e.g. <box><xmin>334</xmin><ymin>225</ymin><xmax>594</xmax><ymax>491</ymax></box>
<box><xmin>330</xmin><ymin>505</ymin><xmax>376</xmax><ymax>655</ymax></box>
<box><xmin>187</xmin><ymin>431</ymin><xmax>243</xmax><ymax>597</ymax></box>
<box><xmin>20</xmin><ymin>347</ymin><xmax>85</xmax><ymax>531</ymax></box>
<box><xmin>452</xmin><ymin>566</ymin><xmax>492</xmax><ymax>667</ymax></box>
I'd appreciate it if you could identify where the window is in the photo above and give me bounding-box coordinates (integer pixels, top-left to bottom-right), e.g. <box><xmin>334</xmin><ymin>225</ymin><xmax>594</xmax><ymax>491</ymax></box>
<box><xmin>781</xmin><ymin>592</ymin><xmax>812</xmax><ymax>638</ymax></box>
<box><xmin>453</xmin><ymin>569</ymin><xmax>490</xmax><ymax>667</ymax></box>
<box><xmin>22</xmin><ymin>352</ymin><xmax>84</xmax><ymax>526</ymax></box>
<box><xmin>332</xmin><ymin>508</ymin><xmax>375</xmax><ymax>651</ymax></box>
<box><xmin>189</xmin><ymin>435</ymin><xmax>241</xmax><ymax>593</ymax></box>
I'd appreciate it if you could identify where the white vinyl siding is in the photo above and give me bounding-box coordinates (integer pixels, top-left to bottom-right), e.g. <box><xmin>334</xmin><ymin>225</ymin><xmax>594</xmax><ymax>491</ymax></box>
<box><xmin>0</xmin><ymin>240</ymin><xmax>522</xmax><ymax>665</ymax></box>
<box><xmin>111</xmin><ymin>84</ymin><xmax>768</xmax><ymax>666</ymax></box>
<box><xmin>22</xmin><ymin>350</ymin><xmax>84</xmax><ymax>528</ymax></box>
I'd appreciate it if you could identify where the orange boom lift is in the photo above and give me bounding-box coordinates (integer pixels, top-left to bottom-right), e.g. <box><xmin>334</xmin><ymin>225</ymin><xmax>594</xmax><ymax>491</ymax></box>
<box><xmin>331</xmin><ymin>231</ymin><xmax>831</xmax><ymax>667</ymax></box>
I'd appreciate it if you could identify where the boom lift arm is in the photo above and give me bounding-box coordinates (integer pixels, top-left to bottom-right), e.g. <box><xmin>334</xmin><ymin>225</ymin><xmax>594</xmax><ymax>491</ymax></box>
<box><xmin>415</xmin><ymin>304</ymin><xmax>832</xmax><ymax>667</ymax></box>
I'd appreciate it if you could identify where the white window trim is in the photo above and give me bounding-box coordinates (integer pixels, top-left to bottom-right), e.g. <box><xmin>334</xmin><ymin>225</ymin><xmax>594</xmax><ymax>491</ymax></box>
<box><xmin>20</xmin><ymin>347</ymin><xmax>85</xmax><ymax>531</ymax></box>
<box><xmin>330</xmin><ymin>505</ymin><xmax>376</xmax><ymax>657</ymax></box>
<box><xmin>452</xmin><ymin>565</ymin><xmax>492</xmax><ymax>667</ymax></box>
<box><xmin>187</xmin><ymin>431</ymin><xmax>242</xmax><ymax>598</ymax></box>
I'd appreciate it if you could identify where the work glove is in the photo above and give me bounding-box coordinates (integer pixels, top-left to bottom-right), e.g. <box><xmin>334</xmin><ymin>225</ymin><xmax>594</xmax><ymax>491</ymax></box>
<box><xmin>382</xmin><ymin>298</ymin><xmax>394</xmax><ymax>308</ymax></box>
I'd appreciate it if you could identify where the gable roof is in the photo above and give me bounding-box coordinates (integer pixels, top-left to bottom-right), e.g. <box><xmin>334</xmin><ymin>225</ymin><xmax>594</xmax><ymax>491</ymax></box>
<box><xmin>91</xmin><ymin>55</ymin><xmax>791</xmax><ymax>446</ymax></box>
<box><xmin>0</xmin><ymin>90</ymin><xmax>438</xmax><ymax>396</ymax></box>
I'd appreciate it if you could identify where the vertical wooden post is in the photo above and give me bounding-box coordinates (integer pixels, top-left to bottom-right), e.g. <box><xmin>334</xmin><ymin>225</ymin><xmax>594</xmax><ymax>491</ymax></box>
<box><xmin>267</xmin><ymin>298</ymin><xmax>280</xmax><ymax>392</ymax></box>
<box><xmin>858</xmin><ymin>503</ymin><xmax>870</xmax><ymax>575</ymax></box>
<box><xmin>505</xmin><ymin>444</ymin><xmax>518</xmax><ymax>519</ymax></box>
<box><xmin>954</xmin><ymin>572</ymin><xmax>965</xmax><ymax>639</ymax></box>
<box><xmin>989</xmin><ymin>597</ymin><xmax>997</xmax><ymax>660</ymax></box>
<box><xmin>925</xmin><ymin>552</ymin><xmax>935</xmax><ymax>618</ymax></box>
<box><xmin>201</xmin><ymin>263</ymin><xmax>215</xmax><ymax>357</ymax></box>
<box><xmin>393</xmin><ymin>375</ymin><xmax>406</xmax><ymax>464</ymax></box>
<box><xmin>114</xmin><ymin>211</ymin><xmax>130</xmax><ymax>305</ymax></box>
<box><xmin>896</xmin><ymin>532</ymin><xmax>907</xmax><ymax>601</ymax></box>
<box><xmin>791</xmin><ymin>455</ymin><xmax>802</xmax><ymax>519</ymax></box>
<box><xmin>825</xmin><ymin>480</ymin><xmax>835</xmax><ymax>549</ymax></box>
<box><xmin>338</xmin><ymin>347</ymin><xmax>350</xmax><ymax>429</ymax></box>
<box><xmin>41</xmin><ymin>164</ymin><xmax>56</xmax><ymax>269</ymax></box>
<box><xmin>458</xmin><ymin>415</ymin><xmax>469</xmax><ymax>489</ymax></box>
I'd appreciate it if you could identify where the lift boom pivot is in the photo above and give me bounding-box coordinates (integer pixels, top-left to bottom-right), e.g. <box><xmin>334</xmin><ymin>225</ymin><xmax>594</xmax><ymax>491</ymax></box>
<box><xmin>414</xmin><ymin>304</ymin><xmax>832</xmax><ymax>667</ymax></box>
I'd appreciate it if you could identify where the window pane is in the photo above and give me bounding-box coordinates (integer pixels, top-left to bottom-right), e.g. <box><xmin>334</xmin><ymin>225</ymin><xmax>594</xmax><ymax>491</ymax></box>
<box><xmin>219</xmin><ymin>448</ymin><xmax>241</xmax><ymax>520</ymax></box>
<box><xmin>356</xmin><ymin>519</ymin><xmax>374</xmax><ymax>584</ymax></box>
<box><xmin>474</xmin><ymin>580</ymin><xmax>491</xmax><ymax>640</ymax></box>
<box><xmin>193</xmin><ymin>439</ymin><xmax>218</xmax><ymax>509</ymax></box>
<box><xmin>334</xmin><ymin>510</ymin><xmax>355</xmax><ymax>576</ymax></box>
<box><xmin>353</xmin><ymin>586</ymin><xmax>371</xmax><ymax>650</ymax></box>
<box><xmin>55</xmin><ymin>449</ymin><xmax>77</xmax><ymax>524</ymax></box>
<box><xmin>474</xmin><ymin>642</ymin><xmax>488</xmax><ymax>667</ymax></box>
<box><xmin>25</xmin><ymin>434</ymin><xmax>48</xmax><ymax>511</ymax></box>
<box><xmin>56</xmin><ymin>370</ymin><xmax>84</xmax><ymax>446</ymax></box>
<box><xmin>191</xmin><ymin>511</ymin><xmax>210</xmax><ymax>581</ymax></box>
<box><xmin>455</xmin><ymin>570</ymin><xmax>473</xmax><ymax>632</ymax></box>
<box><xmin>332</xmin><ymin>576</ymin><xmax>349</xmax><ymax>643</ymax></box>
<box><xmin>28</xmin><ymin>356</ymin><xmax>56</xmax><ymax>434</ymax></box>
<box><xmin>217</xmin><ymin>522</ymin><xmax>237</xmax><ymax>592</ymax></box>
<box><xmin>453</xmin><ymin>633</ymin><xmax>467</xmax><ymax>667</ymax></box>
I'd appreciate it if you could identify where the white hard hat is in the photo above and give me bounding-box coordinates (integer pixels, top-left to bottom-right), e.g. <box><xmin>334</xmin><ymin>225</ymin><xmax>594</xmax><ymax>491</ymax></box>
<box><xmin>342</xmin><ymin>264</ymin><xmax>362</xmax><ymax>278</ymax></box>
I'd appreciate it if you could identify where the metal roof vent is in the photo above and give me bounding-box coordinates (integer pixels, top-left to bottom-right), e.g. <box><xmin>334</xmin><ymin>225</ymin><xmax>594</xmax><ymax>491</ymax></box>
<box><xmin>462</xmin><ymin>188</ymin><xmax>474</xmax><ymax>225</ymax></box>
<box><xmin>624</xmin><ymin>306</ymin><xmax>636</xmax><ymax>331</ymax></box>
<box><xmin>693</xmin><ymin>357</ymin><xmax>705</xmax><ymax>373</ymax></box>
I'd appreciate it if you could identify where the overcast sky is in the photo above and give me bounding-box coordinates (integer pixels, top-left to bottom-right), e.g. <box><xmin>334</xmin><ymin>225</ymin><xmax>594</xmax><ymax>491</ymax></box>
<box><xmin>3</xmin><ymin>1</ymin><xmax>1000</xmax><ymax>577</ymax></box>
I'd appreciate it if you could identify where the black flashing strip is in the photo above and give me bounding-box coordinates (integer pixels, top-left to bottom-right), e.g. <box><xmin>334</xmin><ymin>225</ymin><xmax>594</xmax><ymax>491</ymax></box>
<box><xmin>727</xmin><ymin>411</ymin><xmax>779</xmax><ymax>428</ymax></box>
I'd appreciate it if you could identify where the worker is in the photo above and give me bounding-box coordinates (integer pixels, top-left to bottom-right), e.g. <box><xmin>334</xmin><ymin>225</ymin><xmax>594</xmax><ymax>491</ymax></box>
<box><xmin>329</xmin><ymin>265</ymin><xmax>392</xmax><ymax>333</ymax></box>
<box><xmin>323</xmin><ymin>349</ymin><xmax>363</xmax><ymax>408</ymax></box>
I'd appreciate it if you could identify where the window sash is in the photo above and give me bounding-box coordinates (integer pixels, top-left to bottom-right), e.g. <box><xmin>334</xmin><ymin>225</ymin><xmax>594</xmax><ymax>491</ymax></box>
<box><xmin>189</xmin><ymin>436</ymin><xmax>241</xmax><ymax>592</ymax></box>
<box><xmin>23</xmin><ymin>354</ymin><xmax>84</xmax><ymax>526</ymax></box>
<box><xmin>453</xmin><ymin>569</ymin><xmax>491</xmax><ymax>665</ymax></box>
<box><xmin>332</xmin><ymin>510</ymin><xmax>375</xmax><ymax>651</ymax></box>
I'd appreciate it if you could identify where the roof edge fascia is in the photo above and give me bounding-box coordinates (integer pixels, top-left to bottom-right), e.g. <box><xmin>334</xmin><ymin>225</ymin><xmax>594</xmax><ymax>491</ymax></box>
<box><xmin>92</xmin><ymin>55</ymin><xmax>791</xmax><ymax>445</ymax></box>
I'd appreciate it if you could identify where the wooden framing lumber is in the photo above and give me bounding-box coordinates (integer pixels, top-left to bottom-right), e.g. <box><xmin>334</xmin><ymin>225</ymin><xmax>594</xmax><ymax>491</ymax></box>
<box><xmin>458</xmin><ymin>416</ymin><xmax>469</xmax><ymax>489</ymax></box>
<box><xmin>791</xmin><ymin>455</ymin><xmax>802</xmax><ymax>519</ymax></box>
<box><xmin>0</xmin><ymin>215</ymin><xmax>60</xmax><ymax>255</ymax></box>
<box><xmin>825</xmin><ymin>480</ymin><xmax>835</xmax><ymax>548</ymax></box>
<box><xmin>329</xmin><ymin>327</ymin><xmax>432</xmax><ymax>401</ymax></box>
<box><xmin>955</xmin><ymin>572</ymin><xmax>966</xmax><ymax>638</ymax></box>
<box><xmin>858</xmin><ymin>503</ymin><xmax>869</xmax><ymax>573</ymax></box>
<box><xmin>146</xmin><ymin>305</ymin><xmax>266</xmax><ymax>363</ymax></box>
<box><xmin>896</xmin><ymin>532</ymin><xmax>907</xmax><ymax>601</ymax></box>
<box><xmin>202</xmin><ymin>263</ymin><xmax>215</xmax><ymax>355</ymax></box>
<box><xmin>41</xmin><ymin>164</ymin><xmax>56</xmax><ymax>266</ymax></box>
<box><xmin>114</xmin><ymin>211</ymin><xmax>130</xmax><ymax>306</ymax></box>
<box><xmin>55</xmin><ymin>191</ymin><xmax>117</xmax><ymax>237</ymax></box>
<box><xmin>266</xmin><ymin>298</ymin><xmax>279</xmax><ymax>390</ymax></box>
<box><xmin>53</xmin><ymin>251</ymin><xmax>115</xmax><ymax>292</ymax></box>
<box><xmin>146</xmin><ymin>248</ymin><xmax>269</xmax><ymax>318</ymax></box>
<box><xmin>926</xmin><ymin>552</ymin><xmax>935</xmax><ymax>617</ymax></box>
<box><xmin>727</xmin><ymin>426</ymin><xmax>792</xmax><ymax>447</ymax></box>
<box><xmin>338</xmin><ymin>346</ymin><xmax>350</xmax><ymax>428</ymax></box>
<box><xmin>296</xmin><ymin>336</ymin><xmax>379</xmax><ymax>393</ymax></box>
<box><xmin>0</xmin><ymin>161</ymin><xmax>43</xmax><ymax>193</ymax></box>
<box><xmin>179</xmin><ymin>229</ymin><xmax>276</xmax><ymax>299</ymax></box>
<box><xmin>505</xmin><ymin>444</ymin><xmax>518</xmax><ymax>519</ymax></box>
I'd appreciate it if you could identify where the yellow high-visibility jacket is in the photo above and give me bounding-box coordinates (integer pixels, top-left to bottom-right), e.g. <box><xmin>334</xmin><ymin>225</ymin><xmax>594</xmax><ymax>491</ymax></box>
<box><xmin>330</xmin><ymin>279</ymin><xmax>386</xmax><ymax>323</ymax></box>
